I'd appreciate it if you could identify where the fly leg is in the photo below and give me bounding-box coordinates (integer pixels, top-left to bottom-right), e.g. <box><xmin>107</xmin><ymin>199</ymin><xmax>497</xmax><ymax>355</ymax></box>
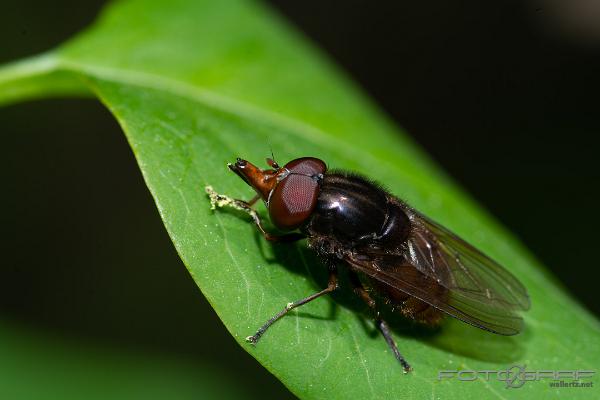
<box><xmin>205</xmin><ymin>186</ymin><xmax>305</xmax><ymax>242</ymax></box>
<box><xmin>349</xmin><ymin>271</ymin><xmax>412</xmax><ymax>373</ymax></box>
<box><xmin>247</xmin><ymin>267</ymin><xmax>338</xmax><ymax>344</ymax></box>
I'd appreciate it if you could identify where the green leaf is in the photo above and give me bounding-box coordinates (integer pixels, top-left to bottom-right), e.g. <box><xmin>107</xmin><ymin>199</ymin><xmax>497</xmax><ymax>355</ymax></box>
<box><xmin>1</xmin><ymin>0</ymin><xmax>599</xmax><ymax>398</ymax></box>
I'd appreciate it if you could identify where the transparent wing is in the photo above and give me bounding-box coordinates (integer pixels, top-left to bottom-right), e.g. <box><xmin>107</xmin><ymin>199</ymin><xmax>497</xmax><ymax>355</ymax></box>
<box><xmin>406</xmin><ymin>209</ymin><xmax>530</xmax><ymax>312</ymax></box>
<box><xmin>344</xmin><ymin>208</ymin><xmax>530</xmax><ymax>335</ymax></box>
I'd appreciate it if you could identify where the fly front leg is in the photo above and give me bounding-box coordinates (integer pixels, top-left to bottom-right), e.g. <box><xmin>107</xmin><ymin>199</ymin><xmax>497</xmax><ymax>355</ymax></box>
<box><xmin>349</xmin><ymin>271</ymin><xmax>412</xmax><ymax>373</ymax></box>
<box><xmin>205</xmin><ymin>186</ymin><xmax>305</xmax><ymax>242</ymax></box>
<box><xmin>247</xmin><ymin>266</ymin><xmax>339</xmax><ymax>344</ymax></box>
<box><xmin>246</xmin><ymin>193</ymin><xmax>260</xmax><ymax>207</ymax></box>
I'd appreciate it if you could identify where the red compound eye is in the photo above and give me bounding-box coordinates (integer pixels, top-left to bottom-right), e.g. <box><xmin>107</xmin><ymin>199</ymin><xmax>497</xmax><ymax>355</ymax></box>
<box><xmin>268</xmin><ymin>157</ymin><xmax>327</xmax><ymax>230</ymax></box>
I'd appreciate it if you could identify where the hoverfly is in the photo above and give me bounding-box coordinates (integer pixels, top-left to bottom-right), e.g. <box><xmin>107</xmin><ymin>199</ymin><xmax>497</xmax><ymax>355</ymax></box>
<box><xmin>206</xmin><ymin>156</ymin><xmax>530</xmax><ymax>372</ymax></box>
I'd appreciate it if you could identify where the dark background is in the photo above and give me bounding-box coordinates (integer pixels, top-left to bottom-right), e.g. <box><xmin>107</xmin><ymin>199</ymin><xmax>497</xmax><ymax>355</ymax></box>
<box><xmin>1</xmin><ymin>1</ymin><xmax>599</xmax><ymax>398</ymax></box>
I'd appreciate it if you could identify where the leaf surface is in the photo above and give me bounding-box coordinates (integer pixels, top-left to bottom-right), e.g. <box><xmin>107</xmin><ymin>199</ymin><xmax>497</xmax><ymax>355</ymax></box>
<box><xmin>1</xmin><ymin>0</ymin><xmax>598</xmax><ymax>398</ymax></box>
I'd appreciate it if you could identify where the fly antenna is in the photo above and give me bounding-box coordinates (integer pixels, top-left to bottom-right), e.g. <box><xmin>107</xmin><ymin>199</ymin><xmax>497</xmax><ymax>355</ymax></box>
<box><xmin>267</xmin><ymin>144</ymin><xmax>280</xmax><ymax>169</ymax></box>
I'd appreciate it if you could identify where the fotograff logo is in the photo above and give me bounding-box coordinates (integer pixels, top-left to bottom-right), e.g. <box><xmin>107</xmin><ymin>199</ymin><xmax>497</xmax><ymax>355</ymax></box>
<box><xmin>438</xmin><ymin>365</ymin><xmax>595</xmax><ymax>389</ymax></box>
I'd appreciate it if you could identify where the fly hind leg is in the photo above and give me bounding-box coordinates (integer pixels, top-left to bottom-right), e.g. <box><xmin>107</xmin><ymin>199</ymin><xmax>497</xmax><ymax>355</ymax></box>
<box><xmin>349</xmin><ymin>271</ymin><xmax>412</xmax><ymax>373</ymax></box>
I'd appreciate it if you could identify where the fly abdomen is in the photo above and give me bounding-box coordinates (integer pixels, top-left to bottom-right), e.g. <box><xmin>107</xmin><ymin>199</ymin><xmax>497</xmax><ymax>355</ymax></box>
<box><xmin>369</xmin><ymin>260</ymin><xmax>448</xmax><ymax>326</ymax></box>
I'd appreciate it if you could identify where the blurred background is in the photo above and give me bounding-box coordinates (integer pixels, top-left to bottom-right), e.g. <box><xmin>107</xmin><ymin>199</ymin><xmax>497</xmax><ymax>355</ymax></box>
<box><xmin>1</xmin><ymin>0</ymin><xmax>599</xmax><ymax>399</ymax></box>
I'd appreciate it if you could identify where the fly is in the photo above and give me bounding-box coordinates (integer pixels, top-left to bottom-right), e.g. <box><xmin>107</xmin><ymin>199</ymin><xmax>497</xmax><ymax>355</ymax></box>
<box><xmin>206</xmin><ymin>156</ymin><xmax>530</xmax><ymax>372</ymax></box>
